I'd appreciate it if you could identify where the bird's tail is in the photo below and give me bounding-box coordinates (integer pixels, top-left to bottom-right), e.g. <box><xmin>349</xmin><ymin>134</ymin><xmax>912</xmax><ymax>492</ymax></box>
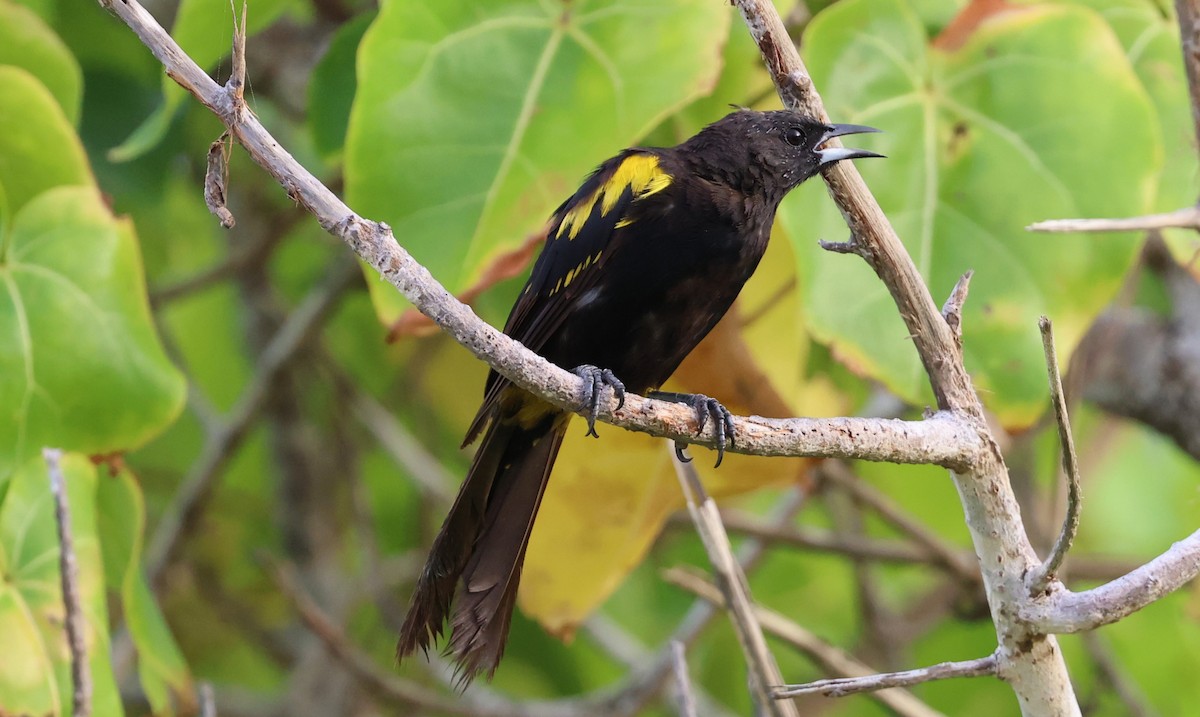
<box><xmin>396</xmin><ymin>409</ymin><xmax>566</xmax><ymax>683</ymax></box>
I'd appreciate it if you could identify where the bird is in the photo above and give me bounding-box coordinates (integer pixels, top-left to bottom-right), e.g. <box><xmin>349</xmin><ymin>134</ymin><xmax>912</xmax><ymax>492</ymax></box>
<box><xmin>396</xmin><ymin>109</ymin><xmax>882</xmax><ymax>683</ymax></box>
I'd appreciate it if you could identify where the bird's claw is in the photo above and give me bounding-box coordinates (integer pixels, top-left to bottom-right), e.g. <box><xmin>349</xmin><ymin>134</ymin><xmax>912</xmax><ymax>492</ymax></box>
<box><xmin>650</xmin><ymin>392</ymin><xmax>735</xmax><ymax>467</ymax></box>
<box><xmin>571</xmin><ymin>365</ymin><xmax>626</xmax><ymax>438</ymax></box>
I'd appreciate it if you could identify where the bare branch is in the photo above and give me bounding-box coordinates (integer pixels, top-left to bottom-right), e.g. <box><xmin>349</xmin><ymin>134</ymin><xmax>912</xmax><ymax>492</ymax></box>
<box><xmin>670</xmin><ymin>642</ymin><xmax>699</xmax><ymax>717</ymax></box>
<box><xmin>1026</xmin><ymin>207</ymin><xmax>1200</xmax><ymax>234</ymax></box>
<box><xmin>820</xmin><ymin>462</ymin><xmax>979</xmax><ymax>582</ymax></box>
<box><xmin>729</xmin><ymin>0</ymin><xmax>1075</xmax><ymax>710</ymax></box>
<box><xmin>664</xmin><ymin>567</ymin><xmax>946</xmax><ymax>717</ymax></box>
<box><xmin>44</xmin><ymin>448</ymin><xmax>92</xmax><ymax>717</ymax></box>
<box><xmin>343</xmin><ymin>386</ymin><xmax>456</xmax><ymax>503</ymax></box>
<box><xmin>1027</xmin><ymin>317</ymin><xmax>1083</xmax><ymax>595</ymax></box>
<box><xmin>1080</xmin><ymin>633</ymin><xmax>1158</xmax><ymax>717</ymax></box>
<box><xmin>199</xmin><ymin>683</ymin><xmax>217</xmax><ymax>717</ymax></box>
<box><xmin>1021</xmin><ymin>528</ymin><xmax>1200</xmax><ymax>633</ymax></box>
<box><xmin>228</xmin><ymin>1</ymin><xmax>246</xmax><ymax>102</ymax></box>
<box><xmin>96</xmin><ymin>0</ymin><xmax>985</xmax><ymax>472</ymax></box>
<box><xmin>670</xmin><ymin>448</ymin><xmax>798</xmax><ymax>717</ymax></box>
<box><xmin>775</xmin><ymin>654</ymin><xmax>998</xmax><ymax>700</ymax></box>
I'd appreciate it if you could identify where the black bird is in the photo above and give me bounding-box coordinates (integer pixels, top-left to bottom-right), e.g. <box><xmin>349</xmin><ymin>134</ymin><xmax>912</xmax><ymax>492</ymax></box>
<box><xmin>397</xmin><ymin>109</ymin><xmax>881</xmax><ymax>682</ymax></box>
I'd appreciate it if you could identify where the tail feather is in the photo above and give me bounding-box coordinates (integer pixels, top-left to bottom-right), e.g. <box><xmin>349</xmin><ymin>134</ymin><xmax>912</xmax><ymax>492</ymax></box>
<box><xmin>397</xmin><ymin>410</ymin><xmax>566</xmax><ymax>684</ymax></box>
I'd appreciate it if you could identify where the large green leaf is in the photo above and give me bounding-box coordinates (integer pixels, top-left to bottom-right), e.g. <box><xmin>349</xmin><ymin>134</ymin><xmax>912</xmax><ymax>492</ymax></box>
<box><xmin>309</xmin><ymin>11</ymin><xmax>375</xmax><ymax>160</ymax></box>
<box><xmin>783</xmin><ymin>0</ymin><xmax>1159</xmax><ymax>424</ymax></box>
<box><xmin>346</xmin><ymin>0</ymin><xmax>730</xmax><ymax>324</ymax></box>
<box><xmin>0</xmin><ymin>66</ymin><xmax>91</xmax><ymax>217</ymax></box>
<box><xmin>0</xmin><ymin>186</ymin><xmax>186</xmax><ymax>482</ymax></box>
<box><xmin>0</xmin><ymin>0</ymin><xmax>81</xmax><ymax>124</ymax></box>
<box><xmin>1054</xmin><ymin>0</ymin><xmax>1198</xmax><ymax>254</ymax></box>
<box><xmin>0</xmin><ymin>453</ymin><xmax>123</xmax><ymax>717</ymax></box>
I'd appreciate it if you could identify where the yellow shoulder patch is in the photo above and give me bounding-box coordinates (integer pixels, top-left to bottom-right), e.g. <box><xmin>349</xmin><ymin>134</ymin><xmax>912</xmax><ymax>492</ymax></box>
<box><xmin>556</xmin><ymin>154</ymin><xmax>671</xmax><ymax>240</ymax></box>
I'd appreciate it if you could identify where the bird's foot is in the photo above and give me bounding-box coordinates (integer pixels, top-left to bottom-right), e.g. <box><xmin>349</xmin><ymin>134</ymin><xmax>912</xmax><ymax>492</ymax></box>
<box><xmin>571</xmin><ymin>365</ymin><xmax>626</xmax><ymax>438</ymax></box>
<box><xmin>648</xmin><ymin>392</ymin><xmax>736</xmax><ymax>468</ymax></box>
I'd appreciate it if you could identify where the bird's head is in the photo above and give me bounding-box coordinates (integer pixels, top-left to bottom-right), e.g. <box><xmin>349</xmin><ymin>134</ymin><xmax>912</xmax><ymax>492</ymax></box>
<box><xmin>681</xmin><ymin>109</ymin><xmax>883</xmax><ymax>203</ymax></box>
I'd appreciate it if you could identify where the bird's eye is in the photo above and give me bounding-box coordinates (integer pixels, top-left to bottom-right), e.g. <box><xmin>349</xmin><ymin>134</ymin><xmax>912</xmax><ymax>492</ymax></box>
<box><xmin>784</xmin><ymin>127</ymin><xmax>805</xmax><ymax>146</ymax></box>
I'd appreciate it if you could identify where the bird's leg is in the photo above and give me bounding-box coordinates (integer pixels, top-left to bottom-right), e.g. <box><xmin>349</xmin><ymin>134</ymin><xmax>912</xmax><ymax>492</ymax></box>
<box><xmin>570</xmin><ymin>365</ymin><xmax>626</xmax><ymax>438</ymax></box>
<box><xmin>648</xmin><ymin>392</ymin><xmax>736</xmax><ymax>468</ymax></box>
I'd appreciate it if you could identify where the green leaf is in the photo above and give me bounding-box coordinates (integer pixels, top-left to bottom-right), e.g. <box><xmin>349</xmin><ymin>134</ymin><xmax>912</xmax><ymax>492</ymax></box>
<box><xmin>97</xmin><ymin>468</ymin><xmax>192</xmax><ymax>714</ymax></box>
<box><xmin>0</xmin><ymin>66</ymin><xmax>91</xmax><ymax>217</ymax></box>
<box><xmin>0</xmin><ymin>186</ymin><xmax>186</xmax><ymax>483</ymax></box>
<box><xmin>0</xmin><ymin>453</ymin><xmax>123</xmax><ymax>717</ymax></box>
<box><xmin>783</xmin><ymin>0</ymin><xmax>1159</xmax><ymax>425</ymax></box>
<box><xmin>1054</xmin><ymin>0</ymin><xmax>1197</xmax><ymax>252</ymax></box>
<box><xmin>310</xmin><ymin>11</ymin><xmax>375</xmax><ymax>160</ymax></box>
<box><xmin>0</xmin><ymin>0</ymin><xmax>81</xmax><ymax>124</ymax></box>
<box><xmin>346</xmin><ymin>0</ymin><xmax>730</xmax><ymax>324</ymax></box>
<box><xmin>110</xmin><ymin>0</ymin><xmax>298</xmax><ymax>162</ymax></box>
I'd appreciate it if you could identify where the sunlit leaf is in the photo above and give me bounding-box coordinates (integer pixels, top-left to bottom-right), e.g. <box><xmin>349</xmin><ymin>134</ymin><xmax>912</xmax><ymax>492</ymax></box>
<box><xmin>0</xmin><ymin>186</ymin><xmax>185</xmax><ymax>482</ymax></box>
<box><xmin>0</xmin><ymin>0</ymin><xmax>81</xmax><ymax>123</ymax></box>
<box><xmin>784</xmin><ymin>0</ymin><xmax>1159</xmax><ymax>425</ymax></box>
<box><xmin>347</xmin><ymin>0</ymin><xmax>730</xmax><ymax>325</ymax></box>
<box><xmin>0</xmin><ymin>66</ymin><xmax>91</xmax><ymax>217</ymax></box>
<box><xmin>0</xmin><ymin>453</ymin><xmax>122</xmax><ymax>717</ymax></box>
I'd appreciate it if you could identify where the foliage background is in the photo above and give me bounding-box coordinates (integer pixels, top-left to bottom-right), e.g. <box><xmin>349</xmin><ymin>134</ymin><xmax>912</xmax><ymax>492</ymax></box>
<box><xmin>0</xmin><ymin>0</ymin><xmax>1197</xmax><ymax>714</ymax></box>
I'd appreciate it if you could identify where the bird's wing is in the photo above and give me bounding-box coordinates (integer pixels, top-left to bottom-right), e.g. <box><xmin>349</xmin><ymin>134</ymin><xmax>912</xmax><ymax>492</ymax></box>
<box><xmin>463</xmin><ymin>149</ymin><xmax>673</xmax><ymax>444</ymax></box>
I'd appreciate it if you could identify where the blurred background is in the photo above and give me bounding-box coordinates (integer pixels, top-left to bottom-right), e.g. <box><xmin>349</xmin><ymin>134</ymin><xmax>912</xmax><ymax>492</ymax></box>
<box><xmin>0</xmin><ymin>0</ymin><xmax>1197</xmax><ymax>714</ymax></box>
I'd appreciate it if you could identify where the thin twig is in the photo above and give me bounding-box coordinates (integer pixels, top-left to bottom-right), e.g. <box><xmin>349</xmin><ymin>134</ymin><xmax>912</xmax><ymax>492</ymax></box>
<box><xmin>343</xmin><ymin>385</ymin><xmax>456</xmax><ymax>503</ymax></box>
<box><xmin>267</xmin><ymin>557</ymin><xmax>708</xmax><ymax>717</ymax></box>
<box><xmin>663</xmin><ymin>567</ymin><xmax>947</xmax><ymax>717</ymax></box>
<box><xmin>145</xmin><ymin>256</ymin><xmax>360</xmax><ymax>584</ymax></box>
<box><xmin>1021</xmin><ymin>528</ymin><xmax>1200</xmax><ymax>633</ymax></box>
<box><xmin>44</xmin><ymin>448</ymin><xmax>92</xmax><ymax>717</ymax></box>
<box><xmin>1026</xmin><ymin>206</ymin><xmax>1200</xmax><ymax>234</ymax></box>
<box><xmin>670</xmin><ymin>447</ymin><xmax>798</xmax><ymax>717</ymax></box>
<box><xmin>774</xmin><ymin>654</ymin><xmax>998</xmax><ymax>699</ymax></box>
<box><xmin>1027</xmin><ymin>317</ymin><xmax>1082</xmax><ymax>595</ymax></box>
<box><xmin>199</xmin><ymin>682</ymin><xmax>217</xmax><ymax>717</ymax></box>
<box><xmin>1080</xmin><ymin>633</ymin><xmax>1158</xmax><ymax>717</ymax></box>
<box><xmin>819</xmin><ymin>462</ymin><xmax>979</xmax><ymax>582</ymax></box>
<box><xmin>670</xmin><ymin>642</ymin><xmax>699</xmax><ymax>717</ymax></box>
<box><xmin>228</xmin><ymin>0</ymin><xmax>246</xmax><ymax>102</ymax></box>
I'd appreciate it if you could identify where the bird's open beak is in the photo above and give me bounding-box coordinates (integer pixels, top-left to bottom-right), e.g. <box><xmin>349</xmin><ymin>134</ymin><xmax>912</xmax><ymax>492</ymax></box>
<box><xmin>817</xmin><ymin>124</ymin><xmax>884</xmax><ymax>165</ymax></box>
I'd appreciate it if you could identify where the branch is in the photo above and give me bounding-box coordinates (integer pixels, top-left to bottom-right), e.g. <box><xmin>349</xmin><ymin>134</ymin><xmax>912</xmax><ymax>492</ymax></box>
<box><xmin>670</xmin><ymin>448</ymin><xmax>798</xmax><ymax>717</ymax></box>
<box><xmin>96</xmin><ymin>0</ymin><xmax>984</xmax><ymax>472</ymax></box>
<box><xmin>44</xmin><ymin>448</ymin><xmax>92</xmax><ymax>717</ymax></box>
<box><xmin>669</xmin><ymin>642</ymin><xmax>699</xmax><ymax>717</ymax></box>
<box><xmin>730</xmin><ymin>0</ymin><xmax>1075</xmax><ymax>711</ymax></box>
<box><xmin>664</xmin><ymin>567</ymin><xmax>946</xmax><ymax>717</ymax></box>
<box><xmin>819</xmin><ymin>462</ymin><xmax>979</xmax><ymax>582</ymax></box>
<box><xmin>1027</xmin><ymin>317</ymin><xmax>1082</xmax><ymax>595</ymax></box>
<box><xmin>1021</xmin><ymin>529</ymin><xmax>1200</xmax><ymax>633</ymax></box>
<box><xmin>1026</xmin><ymin>206</ymin><xmax>1200</xmax><ymax>234</ymax></box>
<box><xmin>774</xmin><ymin>654</ymin><xmax>998</xmax><ymax>700</ymax></box>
